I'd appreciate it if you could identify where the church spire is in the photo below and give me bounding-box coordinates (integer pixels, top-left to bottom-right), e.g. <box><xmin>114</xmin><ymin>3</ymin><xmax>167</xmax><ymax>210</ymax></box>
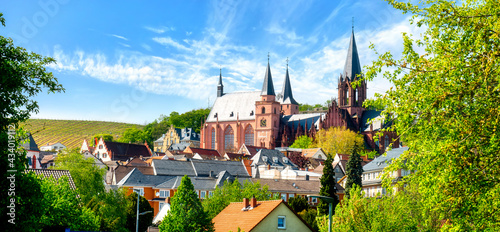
<box><xmin>217</xmin><ymin>68</ymin><xmax>224</xmax><ymax>97</ymax></box>
<box><xmin>343</xmin><ymin>27</ymin><xmax>362</xmax><ymax>82</ymax></box>
<box><xmin>261</xmin><ymin>53</ymin><xmax>276</xmax><ymax>96</ymax></box>
<box><xmin>281</xmin><ymin>57</ymin><xmax>298</xmax><ymax>105</ymax></box>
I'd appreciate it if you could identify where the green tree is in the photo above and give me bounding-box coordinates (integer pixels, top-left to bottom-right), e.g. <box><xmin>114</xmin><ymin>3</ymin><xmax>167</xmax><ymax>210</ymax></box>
<box><xmin>160</xmin><ymin>175</ymin><xmax>214</xmax><ymax>232</ymax></box>
<box><xmin>118</xmin><ymin>126</ymin><xmax>148</xmax><ymax>144</ymax></box>
<box><xmin>126</xmin><ymin>192</ymin><xmax>154</xmax><ymax>232</ymax></box>
<box><xmin>298</xmin><ymin>208</ymin><xmax>319</xmax><ymax>232</ymax></box>
<box><xmin>288</xmin><ymin>196</ymin><xmax>309</xmax><ymax>213</ymax></box>
<box><xmin>317</xmin><ymin>155</ymin><xmax>339</xmax><ymax>216</ymax></box>
<box><xmin>91</xmin><ymin>133</ymin><xmax>113</xmax><ymax>146</ymax></box>
<box><xmin>0</xmin><ymin>12</ymin><xmax>64</xmax><ymax>231</ymax></box>
<box><xmin>54</xmin><ymin>149</ymin><xmax>106</xmax><ymax>204</ymax></box>
<box><xmin>86</xmin><ymin>189</ymin><xmax>128</xmax><ymax>232</ymax></box>
<box><xmin>311</xmin><ymin>127</ymin><xmax>364</xmax><ymax>155</ymax></box>
<box><xmin>202</xmin><ymin>178</ymin><xmax>278</xmax><ymax>219</ymax></box>
<box><xmin>344</xmin><ymin>147</ymin><xmax>363</xmax><ymax>199</ymax></box>
<box><xmin>290</xmin><ymin>135</ymin><xmax>312</xmax><ymax>148</ymax></box>
<box><xmin>361</xmin><ymin>0</ymin><xmax>500</xmax><ymax>230</ymax></box>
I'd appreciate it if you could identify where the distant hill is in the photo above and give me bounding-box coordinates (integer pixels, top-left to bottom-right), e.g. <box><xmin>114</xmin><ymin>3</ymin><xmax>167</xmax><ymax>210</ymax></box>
<box><xmin>21</xmin><ymin>119</ymin><xmax>145</xmax><ymax>150</ymax></box>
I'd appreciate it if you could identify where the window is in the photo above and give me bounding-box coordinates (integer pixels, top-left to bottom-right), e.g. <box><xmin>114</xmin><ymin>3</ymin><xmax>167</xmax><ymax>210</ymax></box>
<box><xmin>385</xmin><ymin>135</ymin><xmax>390</xmax><ymax>149</ymax></box>
<box><xmin>224</xmin><ymin>126</ymin><xmax>234</xmax><ymax>150</ymax></box>
<box><xmin>159</xmin><ymin>190</ymin><xmax>169</xmax><ymax>198</ymax></box>
<box><xmin>134</xmin><ymin>188</ymin><xmax>144</xmax><ymax>196</ymax></box>
<box><xmin>311</xmin><ymin>197</ymin><xmax>317</xmax><ymax>203</ymax></box>
<box><xmin>281</xmin><ymin>193</ymin><xmax>287</xmax><ymax>201</ymax></box>
<box><xmin>244</xmin><ymin>125</ymin><xmax>254</xmax><ymax>145</ymax></box>
<box><xmin>200</xmin><ymin>191</ymin><xmax>206</xmax><ymax>199</ymax></box>
<box><xmin>289</xmin><ymin>193</ymin><xmax>295</xmax><ymax>198</ymax></box>
<box><xmin>262</xmin><ymin>107</ymin><xmax>266</xmax><ymax>114</ymax></box>
<box><xmin>103</xmin><ymin>153</ymin><xmax>107</xmax><ymax>158</ymax></box>
<box><xmin>278</xmin><ymin>216</ymin><xmax>286</xmax><ymax>229</ymax></box>
<box><xmin>282</xmin><ymin>157</ymin><xmax>288</xmax><ymax>163</ymax></box>
<box><xmin>195</xmin><ymin>190</ymin><xmax>199</xmax><ymax>198</ymax></box>
<box><xmin>273</xmin><ymin>157</ymin><xmax>278</xmax><ymax>163</ymax></box>
<box><xmin>159</xmin><ymin>202</ymin><xmax>165</xmax><ymax>210</ymax></box>
<box><xmin>99</xmin><ymin>145</ymin><xmax>103</xmax><ymax>149</ymax></box>
<box><xmin>274</xmin><ymin>108</ymin><xmax>276</xmax><ymax>114</ymax></box>
<box><xmin>211</xmin><ymin>128</ymin><xmax>216</xmax><ymax>149</ymax></box>
<box><xmin>209</xmin><ymin>191</ymin><xmax>213</xmax><ymax>198</ymax></box>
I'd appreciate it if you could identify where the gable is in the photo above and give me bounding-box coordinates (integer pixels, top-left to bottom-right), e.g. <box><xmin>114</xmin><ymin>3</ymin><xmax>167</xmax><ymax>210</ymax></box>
<box><xmin>206</xmin><ymin>91</ymin><xmax>261</xmax><ymax>122</ymax></box>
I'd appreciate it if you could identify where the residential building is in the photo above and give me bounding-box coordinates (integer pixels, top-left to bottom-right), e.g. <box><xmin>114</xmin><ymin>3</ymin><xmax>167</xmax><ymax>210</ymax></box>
<box><xmin>86</xmin><ymin>137</ymin><xmax>152</xmax><ymax>162</ymax></box>
<box><xmin>154</xmin><ymin>125</ymin><xmax>200</xmax><ymax>153</ymax></box>
<box><xmin>250</xmin><ymin>149</ymin><xmax>298</xmax><ymax>178</ymax></box>
<box><xmin>39</xmin><ymin>142</ymin><xmax>66</xmax><ymax>152</ymax></box>
<box><xmin>361</xmin><ymin>147</ymin><xmax>410</xmax><ymax>197</ymax></box>
<box><xmin>212</xmin><ymin>198</ymin><xmax>313</xmax><ymax>232</ymax></box>
<box><xmin>184</xmin><ymin>147</ymin><xmax>223</xmax><ymax>161</ymax></box>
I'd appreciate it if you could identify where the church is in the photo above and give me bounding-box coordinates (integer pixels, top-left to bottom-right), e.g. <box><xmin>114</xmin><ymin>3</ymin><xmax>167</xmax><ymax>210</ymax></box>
<box><xmin>200</xmin><ymin>29</ymin><xmax>399</xmax><ymax>155</ymax></box>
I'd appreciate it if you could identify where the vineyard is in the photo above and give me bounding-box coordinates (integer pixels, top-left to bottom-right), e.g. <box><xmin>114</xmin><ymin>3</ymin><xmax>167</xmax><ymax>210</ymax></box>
<box><xmin>21</xmin><ymin>119</ymin><xmax>144</xmax><ymax>150</ymax></box>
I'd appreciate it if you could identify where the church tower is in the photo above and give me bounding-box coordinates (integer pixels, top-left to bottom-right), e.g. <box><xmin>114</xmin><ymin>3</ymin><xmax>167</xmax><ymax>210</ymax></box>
<box><xmin>217</xmin><ymin>68</ymin><xmax>224</xmax><ymax>97</ymax></box>
<box><xmin>280</xmin><ymin>60</ymin><xmax>299</xmax><ymax>115</ymax></box>
<box><xmin>338</xmin><ymin>28</ymin><xmax>367</xmax><ymax>126</ymax></box>
<box><xmin>255</xmin><ymin>55</ymin><xmax>281</xmax><ymax>149</ymax></box>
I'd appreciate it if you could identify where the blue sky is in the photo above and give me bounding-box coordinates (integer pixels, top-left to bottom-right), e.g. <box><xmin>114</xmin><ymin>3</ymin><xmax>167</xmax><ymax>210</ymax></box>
<box><xmin>1</xmin><ymin>0</ymin><xmax>422</xmax><ymax>124</ymax></box>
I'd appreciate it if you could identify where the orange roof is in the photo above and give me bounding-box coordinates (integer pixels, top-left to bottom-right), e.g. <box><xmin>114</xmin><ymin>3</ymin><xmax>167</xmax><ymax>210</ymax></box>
<box><xmin>213</xmin><ymin>200</ymin><xmax>283</xmax><ymax>232</ymax></box>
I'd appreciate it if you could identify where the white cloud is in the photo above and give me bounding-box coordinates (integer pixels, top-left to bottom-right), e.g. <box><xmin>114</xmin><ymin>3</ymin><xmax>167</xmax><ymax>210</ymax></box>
<box><xmin>108</xmin><ymin>34</ymin><xmax>128</xmax><ymax>41</ymax></box>
<box><xmin>141</xmin><ymin>44</ymin><xmax>152</xmax><ymax>51</ymax></box>
<box><xmin>144</xmin><ymin>26</ymin><xmax>175</xmax><ymax>34</ymax></box>
<box><xmin>152</xmin><ymin>37</ymin><xmax>191</xmax><ymax>51</ymax></box>
<box><xmin>186</xmin><ymin>31</ymin><xmax>192</xmax><ymax>36</ymax></box>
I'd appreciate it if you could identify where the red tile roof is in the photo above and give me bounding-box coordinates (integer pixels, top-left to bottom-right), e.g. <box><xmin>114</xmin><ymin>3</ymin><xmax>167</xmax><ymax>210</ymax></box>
<box><xmin>212</xmin><ymin>200</ymin><xmax>283</xmax><ymax>232</ymax></box>
<box><xmin>104</xmin><ymin>141</ymin><xmax>152</xmax><ymax>161</ymax></box>
<box><xmin>185</xmin><ymin>147</ymin><xmax>221</xmax><ymax>157</ymax></box>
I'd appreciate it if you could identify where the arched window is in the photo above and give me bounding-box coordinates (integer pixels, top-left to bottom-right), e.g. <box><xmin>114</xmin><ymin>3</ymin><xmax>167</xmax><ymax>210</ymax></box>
<box><xmin>262</xmin><ymin>107</ymin><xmax>266</xmax><ymax>114</ymax></box>
<box><xmin>344</xmin><ymin>87</ymin><xmax>349</xmax><ymax>105</ymax></box>
<box><xmin>274</xmin><ymin>108</ymin><xmax>276</xmax><ymax>114</ymax></box>
<box><xmin>355</xmin><ymin>88</ymin><xmax>359</xmax><ymax>105</ymax></box>
<box><xmin>384</xmin><ymin>135</ymin><xmax>390</xmax><ymax>150</ymax></box>
<box><xmin>225</xmin><ymin>126</ymin><xmax>234</xmax><ymax>150</ymax></box>
<box><xmin>245</xmin><ymin>125</ymin><xmax>254</xmax><ymax>145</ymax></box>
<box><xmin>211</xmin><ymin>128</ymin><xmax>216</xmax><ymax>149</ymax></box>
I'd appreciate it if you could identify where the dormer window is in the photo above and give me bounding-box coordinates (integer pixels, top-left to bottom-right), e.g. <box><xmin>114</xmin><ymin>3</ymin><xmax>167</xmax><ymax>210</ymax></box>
<box><xmin>230</xmin><ymin>112</ymin><xmax>234</xmax><ymax>117</ymax></box>
<box><xmin>214</xmin><ymin>113</ymin><xmax>218</xmax><ymax>118</ymax></box>
<box><xmin>273</xmin><ymin>157</ymin><xmax>278</xmax><ymax>163</ymax></box>
<box><xmin>262</xmin><ymin>156</ymin><xmax>268</xmax><ymax>162</ymax></box>
<box><xmin>250</xmin><ymin>110</ymin><xmax>254</xmax><ymax>116</ymax></box>
<box><xmin>283</xmin><ymin>157</ymin><xmax>288</xmax><ymax>163</ymax></box>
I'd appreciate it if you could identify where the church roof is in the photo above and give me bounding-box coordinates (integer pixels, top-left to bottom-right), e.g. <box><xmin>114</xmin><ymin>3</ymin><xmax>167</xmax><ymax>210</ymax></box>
<box><xmin>278</xmin><ymin>67</ymin><xmax>298</xmax><ymax>105</ymax></box>
<box><xmin>206</xmin><ymin>91</ymin><xmax>261</xmax><ymax>122</ymax></box>
<box><xmin>22</xmin><ymin>133</ymin><xmax>40</xmax><ymax>152</ymax></box>
<box><xmin>261</xmin><ymin>61</ymin><xmax>276</xmax><ymax>96</ymax></box>
<box><xmin>343</xmin><ymin>29</ymin><xmax>362</xmax><ymax>82</ymax></box>
<box><xmin>282</xmin><ymin>113</ymin><xmax>324</xmax><ymax>130</ymax></box>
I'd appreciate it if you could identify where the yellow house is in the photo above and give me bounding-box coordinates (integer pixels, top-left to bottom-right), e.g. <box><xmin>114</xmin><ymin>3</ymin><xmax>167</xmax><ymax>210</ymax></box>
<box><xmin>153</xmin><ymin>125</ymin><xmax>200</xmax><ymax>153</ymax></box>
<box><xmin>212</xmin><ymin>198</ymin><xmax>313</xmax><ymax>232</ymax></box>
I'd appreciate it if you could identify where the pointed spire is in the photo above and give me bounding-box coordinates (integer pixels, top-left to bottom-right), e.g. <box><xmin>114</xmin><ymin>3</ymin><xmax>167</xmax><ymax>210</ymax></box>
<box><xmin>217</xmin><ymin>68</ymin><xmax>224</xmax><ymax>97</ymax></box>
<box><xmin>343</xmin><ymin>27</ymin><xmax>362</xmax><ymax>82</ymax></box>
<box><xmin>280</xmin><ymin>58</ymin><xmax>298</xmax><ymax>105</ymax></box>
<box><xmin>261</xmin><ymin>54</ymin><xmax>276</xmax><ymax>96</ymax></box>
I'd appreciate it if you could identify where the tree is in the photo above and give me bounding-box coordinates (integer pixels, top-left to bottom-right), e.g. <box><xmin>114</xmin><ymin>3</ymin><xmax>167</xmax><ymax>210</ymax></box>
<box><xmin>91</xmin><ymin>133</ymin><xmax>113</xmax><ymax>146</ymax></box>
<box><xmin>311</xmin><ymin>127</ymin><xmax>364</xmax><ymax>155</ymax></box>
<box><xmin>160</xmin><ymin>175</ymin><xmax>214</xmax><ymax>232</ymax></box>
<box><xmin>86</xmin><ymin>189</ymin><xmax>128</xmax><ymax>232</ymax></box>
<box><xmin>288</xmin><ymin>196</ymin><xmax>309</xmax><ymax>213</ymax></box>
<box><xmin>118</xmin><ymin>126</ymin><xmax>148</xmax><ymax>144</ymax></box>
<box><xmin>290</xmin><ymin>135</ymin><xmax>312</xmax><ymax>149</ymax></box>
<box><xmin>317</xmin><ymin>155</ymin><xmax>339</xmax><ymax>216</ymax></box>
<box><xmin>344</xmin><ymin>147</ymin><xmax>363</xmax><ymax>199</ymax></box>
<box><xmin>126</xmin><ymin>192</ymin><xmax>154</xmax><ymax>232</ymax></box>
<box><xmin>1</xmin><ymin>12</ymin><xmax>64</xmax><ymax>231</ymax></box>
<box><xmin>54</xmin><ymin>149</ymin><xmax>106</xmax><ymax>204</ymax></box>
<box><xmin>288</xmin><ymin>151</ymin><xmax>309</xmax><ymax>169</ymax></box>
<box><xmin>298</xmin><ymin>208</ymin><xmax>319</xmax><ymax>232</ymax></box>
<box><xmin>202</xmin><ymin>178</ymin><xmax>278</xmax><ymax>219</ymax></box>
<box><xmin>362</xmin><ymin>0</ymin><xmax>500</xmax><ymax>230</ymax></box>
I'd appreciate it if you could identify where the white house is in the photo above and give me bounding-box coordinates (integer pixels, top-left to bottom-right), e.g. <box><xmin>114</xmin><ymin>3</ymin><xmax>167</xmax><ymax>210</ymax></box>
<box><xmin>40</xmin><ymin>142</ymin><xmax>66</xmax><ymax>151</ymax></box>
<box><xmin>22</xmin><ymin>134</ymin><xmax>41</xmax><ymax>169</ymax></box>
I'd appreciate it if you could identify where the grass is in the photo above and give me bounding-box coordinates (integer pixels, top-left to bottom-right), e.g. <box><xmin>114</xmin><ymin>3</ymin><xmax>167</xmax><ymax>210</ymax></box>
<box><xmin>21</xmin><ymin>119</ymin><xmax>144</xmax><ymax>150</ymax></box>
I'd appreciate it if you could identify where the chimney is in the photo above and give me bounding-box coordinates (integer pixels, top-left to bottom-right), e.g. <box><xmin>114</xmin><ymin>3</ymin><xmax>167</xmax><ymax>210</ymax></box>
<box><xmin>250</xmin><ymin>196</ymin><xmax>257</xmax><ymax>208</ymax></box>
<box><xmin>242</xmin><ymin>198</ymin><xmax>249</xmax><ymax>209</ymax></box>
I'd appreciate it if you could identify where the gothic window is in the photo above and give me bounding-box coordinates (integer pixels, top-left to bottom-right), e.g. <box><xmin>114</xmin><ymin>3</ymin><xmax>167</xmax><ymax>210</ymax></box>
<box><xmin>244</xmin><ymin>125</ymin><xmax>254</xmax><ymax>145</ymax></box>
<box><xmin>274</xmin><ymin>108</ymin><xmax>276</xmax><ymax>114</ymax></box>
<box><xmin>384</xmin><ymin>135</ymin><xmax>390</xmax><ymax>150</ymax></box>
<box><xmin>262</xmin><ymin>107</ymin><xmax>266</xmax><ymax>114</ymax></box>
<box><xmin>355</xmin><ymin>88</ymin><xmax>359</xmax><ymax>105</ymax></box>
<box><xmin>211</xmin><ymin>128</ymin><xmax>216</xmax><ymax>149</ymax></box>
<box><xmin>224</xmin><ymin>126</ymin><xmax>234</xmax><ymax>150</ymax></box>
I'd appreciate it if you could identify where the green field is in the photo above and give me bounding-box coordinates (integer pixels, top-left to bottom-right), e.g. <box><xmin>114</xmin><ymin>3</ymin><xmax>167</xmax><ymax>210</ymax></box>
<box><xmin>21</xmin><ymin>119</ymin><xmax>144</xmax><ymax>150</ymax></box>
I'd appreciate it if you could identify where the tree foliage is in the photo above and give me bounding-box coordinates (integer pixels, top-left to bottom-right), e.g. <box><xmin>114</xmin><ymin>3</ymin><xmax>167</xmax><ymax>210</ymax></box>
<box><xmin>0</xmin><ymin>12</ymin><xmax>65</xmax><ymax>231</ymax></box>
<box><xmin>298</xmin><ymin>208</ymin><xmax>319</xmax><ymax>232</ymax></box>
<box><xmin>53</xmin><ymin>149</ymin><xmax>106</xmax><ymax>204</ymax></box>
<box><xmin>317</xmin><ymin>155</ymin><xmax>339</xmax><ymax>216</ymax></box>
<box><xmin>202</xmin><ymin>178</ymin><xmax>278</xmax><ymax>219</ymax></box>
<box><xmin>288</xmin><ymin>196</ymin><xmax>309</xmax><ymax>213</ymax></box>
<box><xmin>344</xmin><ymin>147</ymin><xmax>363</xmax><ymax>199</ymax></box>
<box><xmin>160</xmin><ymin>175</ymin><xmax>214</xmax><ymax>232</ymax></box>
<box><xmin>360</xmin><ymin>0</ymin><xmax>500</xmax><ymax>230</ymax></box>
<box><xmin>91</xmin><ymin>133</ymin><xmax>113</xmax><ymax>146</ymax></box>
<box><xmin>86</xmin><ymin>189</ymin><xmax>128</xmax><ymax>232</ymax></box>
<box><xmin>117</xmin><ymin>126</ymin><xmax>148</xmax><ymax>144</ymax></box>
<box><xmin>125</xmin><ymin>192</ymin><xmax>154</xmax><ymax>232</ymax></box>
<box><xmin>290</xmin><ymin>135</ymin><xmax>312</xmax><ymax>149</ymax></box>
<box><xmin>311</xmin><ymin>127</ymin><xmax>364</xmax><ymax>155</ymax></box>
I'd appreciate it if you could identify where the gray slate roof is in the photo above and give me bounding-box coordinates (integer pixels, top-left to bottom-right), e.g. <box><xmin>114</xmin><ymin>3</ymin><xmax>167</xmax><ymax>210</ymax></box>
<box><xmin>168</xmin><ymin>142</ymin><xmax>191</xmax><ymax>151</ymax></box>
<box><xmin>363</xmin><ymin>147</ymin><xmax>409</xmax><ymax>172</ymax></box>
<box><xmin>22</xmin><ymin>134</ymin><xmax>40</xmax><ymax>152</ymax></box>
<box><xmin>343</xmin><ymin>29</ymin><xmax>362</xmax><ymax>82</ymax></box>
<box><xmin>277</xmin><ymin>67</ymin><xmax>298</xmax><ymax>105</ymax></box>
<box><xmin>261</xmin><ymin>62</ymin><xmax>276</xmax><ymax>96</ymax></box>
<box><xmin>206</xmin><ymin>91</ymin><xmax>261</xmax><ymax>122</ymax></box>
<box><xmin>152</xmin><ymin>159</ymin><xmax>197</xmax><ymax>176</ymax></box>
<box><xmin>251</xmin><ymin>149</ymin><xmax>298</xmax><ymax>168</ymax></box>
<box><xmin>282</xmin><ymin>113</ymin><xmax>323</xmax><ymax>130</ymax></box>
<box><xmin>152</xmin><ymin>159</ymin><xmax>250</xmax><ymax>177</ymax></box>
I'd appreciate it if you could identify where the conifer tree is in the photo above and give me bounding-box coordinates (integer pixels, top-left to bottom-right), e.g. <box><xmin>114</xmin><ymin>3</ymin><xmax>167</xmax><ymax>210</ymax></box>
<box><xmin>159</xmin><ymin>175</ymin><xmax>214</xmax><ymax>232</ymax></box>
<box><xmin>317</xmin><ymin>155</ymin><xmax>339</xmax><ymax>215</ymax></box>
<box><xmin>345</xmin><ymin>146</ymin><xmax>363</xmax><ymax>199</ymax></box>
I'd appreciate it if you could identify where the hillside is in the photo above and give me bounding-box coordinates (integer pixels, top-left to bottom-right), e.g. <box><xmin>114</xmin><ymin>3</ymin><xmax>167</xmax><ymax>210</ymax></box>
<box><xmin>21</xmin><ymin>119</ymin><xmax>144</xmax><ymax>150</ymax></box>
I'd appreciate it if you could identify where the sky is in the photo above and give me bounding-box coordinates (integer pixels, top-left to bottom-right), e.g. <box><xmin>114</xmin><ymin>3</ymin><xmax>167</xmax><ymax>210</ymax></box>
<box><xmin>1</xmin><ymin>0</ymin><xmax>423</xmax><ymax>125</ymax></box>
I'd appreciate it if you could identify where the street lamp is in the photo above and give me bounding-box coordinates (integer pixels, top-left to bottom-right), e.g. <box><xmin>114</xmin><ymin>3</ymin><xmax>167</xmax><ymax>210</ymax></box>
<box><xmin>307</xmin><ymin>195</ymin><xmax>337</xmax><ymax>232</ymax></box>
<box><xmin>133</xmin><ymin>189</ymin><xmax>153</xmax><ymax>232</ymax></box>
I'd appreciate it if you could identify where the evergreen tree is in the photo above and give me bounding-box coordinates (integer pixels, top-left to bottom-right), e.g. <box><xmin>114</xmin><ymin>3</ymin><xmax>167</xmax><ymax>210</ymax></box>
<box><xmin>317</xmin><ymin>155</ymin><xmax>339</xmax><ymax>215</ymax></box>
<box><xmin>345</xmin><ymin>147</ymin><xmax>363</xmax><ymax>199</ymax></box>
<box><xmin>160</xmin><ymin>175</ymin><xmax>214</xmax><ymax>232</ymax></box>
<box><xmin>125</xmin><ymin>192</ymin><xmax>154</xmax><ymax>232</ymax></box>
